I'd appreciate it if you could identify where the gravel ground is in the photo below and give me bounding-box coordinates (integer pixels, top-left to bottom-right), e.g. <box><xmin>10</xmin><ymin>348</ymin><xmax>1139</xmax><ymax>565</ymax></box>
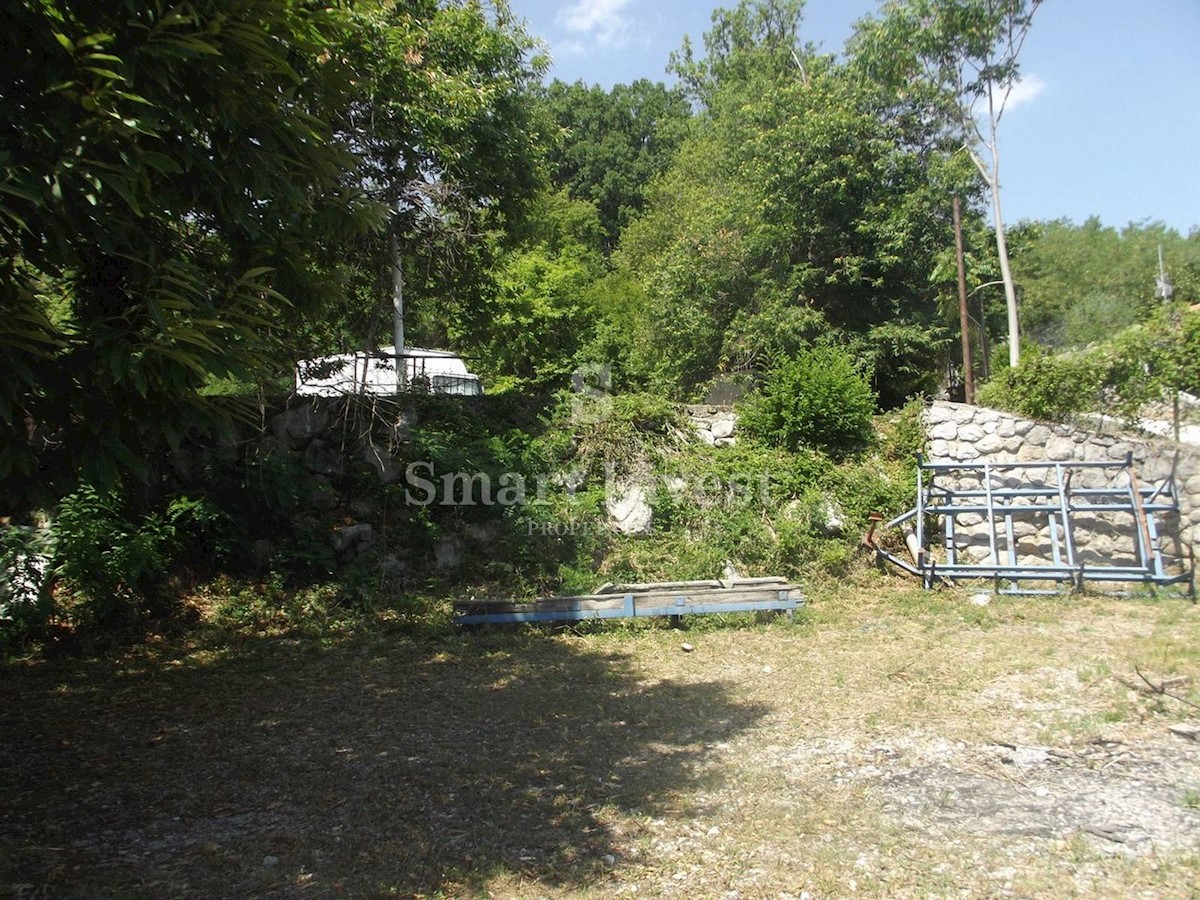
<box><xmin>2</xmin><ymin>581</ymin><xmax>1199</xmax><ymax>898</ymax></box>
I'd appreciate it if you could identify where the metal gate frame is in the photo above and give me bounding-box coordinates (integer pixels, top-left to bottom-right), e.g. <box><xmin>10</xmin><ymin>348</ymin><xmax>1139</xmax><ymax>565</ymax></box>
<box><xmin>864</xmin><ymin>453</ymin><xmax>1195</xmax><ymax>596</ymax></box>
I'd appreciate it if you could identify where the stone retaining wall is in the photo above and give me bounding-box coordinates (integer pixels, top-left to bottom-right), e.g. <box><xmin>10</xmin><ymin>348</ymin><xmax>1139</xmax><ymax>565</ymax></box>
<box><xmin>684</xmin><ymin>404</ymin><xmax>737</xmax><ymax>447</ymax></box>
<box><xmin>924</xmin><ymin>402</ymin><xmax>1199</xmax><ymax>572</ymax></box>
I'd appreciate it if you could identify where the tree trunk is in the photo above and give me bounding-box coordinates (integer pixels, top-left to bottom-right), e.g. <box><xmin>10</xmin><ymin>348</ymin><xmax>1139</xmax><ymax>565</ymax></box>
<box><xmin>989</xmin><ymin>151</ymin><xmax>1021</xmax><ymax>368</ymax></box>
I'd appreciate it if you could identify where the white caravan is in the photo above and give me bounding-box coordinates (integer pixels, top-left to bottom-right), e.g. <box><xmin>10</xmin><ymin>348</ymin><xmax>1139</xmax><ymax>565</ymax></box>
<box><xmin>295</xmin><ymin>347</ymin><xmax>482</xmax><ymax>397</ymax></box>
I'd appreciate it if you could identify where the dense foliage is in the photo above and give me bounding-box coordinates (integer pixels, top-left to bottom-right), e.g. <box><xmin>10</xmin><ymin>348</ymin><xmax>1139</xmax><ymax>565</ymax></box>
<box><xmin>739</xmin><ymin>346</ymin><xmax>877</xmax><ymax>458</ymax></box>
<box><xmin>1010</xmin><ymin>218</ymin><xmax>1200</xmax><ymax>348</ymax></box>
<box><xmin>536</xmin><ymin>79</ymin><xmax>691</xmax><ymax>252</ymax></box>
<box><xmin>0</xmin><ymin>0</ymin><xmax>543</xmax><ymax>507</ymax></box>
<box><xmin>3</xmin><ymin>0</ymin><xmax>1196</xmax><ymax>652</ymax></box>
<box><xmin>978</xmin><ymin>305</ymin><xmax>1200</xmax><ymax>422</ymax></box>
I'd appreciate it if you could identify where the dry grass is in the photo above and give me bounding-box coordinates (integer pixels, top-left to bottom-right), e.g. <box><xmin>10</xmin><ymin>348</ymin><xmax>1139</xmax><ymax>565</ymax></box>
<box><xmin>3</xmin><ymin>573</ymin><xmax>1200</xmax><ymax>898</ymax></box>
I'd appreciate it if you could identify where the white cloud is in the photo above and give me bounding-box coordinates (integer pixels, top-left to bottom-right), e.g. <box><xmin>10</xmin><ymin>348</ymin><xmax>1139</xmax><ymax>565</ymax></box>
<box><xmin>969</xmin><ymin>73</ymin><xmax>1046</xmax><ymax>119</ymax></box>
<box><xmin>556</xmin><ymin>0</ymin><xmax>633</xmax><ymax>48</ymax></box>
<box><xmin>554</xmin><ymin>38</ymin><xmax>587</xmax><ymax>59</ymax></box>
<box><xmin>1002</xmin><ymin>73</ymin><xmax>1046</xmax><ymax>112</ymax></box>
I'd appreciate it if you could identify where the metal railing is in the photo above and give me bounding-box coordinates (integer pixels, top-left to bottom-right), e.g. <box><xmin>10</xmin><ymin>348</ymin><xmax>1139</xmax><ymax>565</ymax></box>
<box><xmin>864</xmin><ymin>454</ymin><xmax>1195</xmax><ymax>596</ymax></box>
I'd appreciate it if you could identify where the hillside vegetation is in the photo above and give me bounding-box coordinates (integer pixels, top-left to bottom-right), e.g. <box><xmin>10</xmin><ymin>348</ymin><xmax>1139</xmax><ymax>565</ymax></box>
<box><xmin>1</xmin><ymin>0</ymin><xmax>1197</xmax><ymax>652</ymax></box>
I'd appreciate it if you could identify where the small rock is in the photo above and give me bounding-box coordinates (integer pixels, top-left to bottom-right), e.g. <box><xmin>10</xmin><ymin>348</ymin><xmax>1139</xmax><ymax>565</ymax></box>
<box><xmin>707</xmin><ymin>826</ymin><xmax>721</xmax><ymax>837</ymax></box>
<box><xmin>970</xmin><ymin>593</ymin><xmax>991</xmax><ymax>607</ymax></box>
<box><xmin>1013</xmin><ymin>747</ymin><xmax>1052</xmax><ymax>767</ymax></box>
<box><xmin>681</xmin><ymin>643</ymin><xmax>695</xmax><ymax>653</ymax></box>
<box><xmin>1168</xmin><ymin>723</ymin><xmax>1200</xmax><ymax>742</ymax></box>
<box><xmin>602</xmin><ymin>854</ymin><xmax>616</xmax><ymax>866</ymax></box>
<box><xmin>330</xmin><ymin>522</ymin><xmax>374</xmax><ymax>554</ymax></box>
<box><xmin>761</xmin><ymin>665</ymin><xmax>773</xmax><ymax>675</ymax></box>
<box><xmin>607</xmin><ymin>481</ymin><xmax>653</xmax><ymax>535</ymax></box>
<box><xmin>262</xmin><ymin>855</ymin><xmax>280</xmax><ymax>868</ymax></box>
<box><xmin>710</xmin><ymin>415</ymin><xmax>736</xmax><ymax>440</ymax></box>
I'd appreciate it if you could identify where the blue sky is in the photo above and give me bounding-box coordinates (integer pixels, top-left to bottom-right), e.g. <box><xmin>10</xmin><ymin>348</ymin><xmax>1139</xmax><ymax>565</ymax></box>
<box><xmin>510</xmin><ymin>0</ymin><xmax>1200</xmax><ymax>234</ymax></box>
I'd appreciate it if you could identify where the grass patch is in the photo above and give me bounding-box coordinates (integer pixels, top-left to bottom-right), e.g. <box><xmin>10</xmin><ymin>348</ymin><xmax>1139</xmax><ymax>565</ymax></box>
<box><xmin>3</xmin><ymin>578</ymin><xmax>1200</xmax><ymax>897</ymax></box>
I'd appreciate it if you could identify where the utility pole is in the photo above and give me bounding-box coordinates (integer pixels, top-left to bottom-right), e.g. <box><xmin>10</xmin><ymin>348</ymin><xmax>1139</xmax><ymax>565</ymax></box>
<box><xmin>1157</xmin><ymin>243</ymin><xmax>1178</xmax><ymax>441</ymax></box>
<box><xmin>391</xmin><ymin>233</ymin><xmax>406</xmax><ymax>390</ymax></box>
<box><xmin>953</xmin><ymin>195</ymin><xmax>975</xmax><ymax>404</ymax></box>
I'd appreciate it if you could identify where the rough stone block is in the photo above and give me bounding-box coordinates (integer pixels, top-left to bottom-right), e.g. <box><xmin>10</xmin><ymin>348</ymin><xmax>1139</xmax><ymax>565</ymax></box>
<box><xmin>925</xmin><ymin>404</ymin><xmax>954</xmax><ymax>425</ymax></box>
<box><xmin>331</xmin><ymin>522</ymin><xmax>374</xmax><ymax>554</ymax></box>
<box><xmin>930</xmin><ymin>439</ymin><xmax>951</xmax><ymax>459</ymax></box>
<box><xmin>955</xmin><ymin>443</ymin><xmax>980</xmax><ymax>461</ymax></box>
<box><xmin>607</xmin><ymin>482</ymin><xmax>653</xmax><ymax>535</ymax></box>
<box><xmin>977</xmin><ymin>433</ymin><xmax>1004</xmax><ymax>454</ymax></box>
<box><xmin>1106</xmin><ymin>442</ymin><xmax>1134</xmax><ymax>461</ymax></box>
<box><xmin>959</xmin><ymin>423</ymin><xmax>985</xmax><ymax>442</ymax></box>
<box><xmin>1025</xmin><ymin>425</ymin><xmax>1051</xmax><ymax>446</ymax></box>
<box><xmin>953</xmin><ymin>405</ymin><xmax>977</xmax><ymax>424</ymax></box>
<box><xmin>998</xmin><ymin>420</ymin><xmax>1016</xmax><ymax>438</ymax></box>
<box><xmin>931</xmin><ymin>421</ymin><xmax>959</xmax><ymax>441</ymax></box>
<box><xmin>710</xmin><ymin>415</ymin><xmax>736</xmax><ymax>439</ymax></box>
<box><xmin>271</xmin><ymin>403</ymin><xmax>331</xmax><ymax>449</ymax></box>
<box><xmin>975</xmin><ymin>409</ymin><xmax>999</xmax><ymax>425</ymax></box>
<box><xmin>1045</xmin><ymin>436</ymin><xmax>1076</xmax><ymax>461</ymax></box>
<box><xmin>1017</xmin><ymin>442</ymin><xmax>1045</xmax><ymax>462</ymax></box>
<box><xmin>360</xmin><ymin>440</ymin><xmax>399</xmax><ymax>484</ymax></box>
<box><xmin>1011</xmin><ymin>520</ymin><xmax>1040</xmax><ymax>538</ymax></box>
<box><xmin>1142</xmin><ymin>456</ymin><xmax>1175</xmax><ymax>482</ymax></box>
<box><xmin>302</xmin><ymin>440</ymin><xmax>344</xmax><ymax>477</ymax></box>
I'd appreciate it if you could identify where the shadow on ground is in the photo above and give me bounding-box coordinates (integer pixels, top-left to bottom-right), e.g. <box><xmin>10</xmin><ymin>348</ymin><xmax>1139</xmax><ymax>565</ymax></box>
<box><xmin>1</xmin><ymin>627</ymin><xmax>766</xmax><ymax>897</ymax></box>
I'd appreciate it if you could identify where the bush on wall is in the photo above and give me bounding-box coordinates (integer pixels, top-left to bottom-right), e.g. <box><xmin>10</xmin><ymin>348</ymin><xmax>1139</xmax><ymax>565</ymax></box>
<box><xmin>739</xmin><ymin>345</ymin><xmax>877</xmax><ymax>459</ymax></box>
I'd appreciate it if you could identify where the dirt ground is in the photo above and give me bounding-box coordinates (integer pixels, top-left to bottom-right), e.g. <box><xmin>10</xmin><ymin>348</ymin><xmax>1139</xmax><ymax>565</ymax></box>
<box><xmin>2</xmin><ymin>578</ymin><xmax>1199</xmax><ymax>898</ymax></box>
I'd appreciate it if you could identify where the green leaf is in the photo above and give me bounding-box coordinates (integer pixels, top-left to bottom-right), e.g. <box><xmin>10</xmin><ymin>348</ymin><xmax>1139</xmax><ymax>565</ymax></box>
<box><xmin>76</xmin><ymin>33</ymin><xmax>114</xmax><ymax>49</ymax></box>
<box><xmin>141</xmin><ymin>151</ymin><xmax>182</xmax><ymax>174</ymax></box>
<box><xmin>103</xmin><ymin>175</ymin><xmax>143</xmax><ymax>216</ymax></box>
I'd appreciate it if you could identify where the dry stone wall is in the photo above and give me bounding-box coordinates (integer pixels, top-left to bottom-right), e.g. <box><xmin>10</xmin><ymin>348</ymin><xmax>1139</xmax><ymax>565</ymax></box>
<box><xmin>685</xmin><ymin>405</ymin><xmax>738</xmax><ymax>447</ymax></box>
<box><xmin>924</xmin><ymin>402</ymin><xmax>1199</xmax><ymax>573</ymax></box>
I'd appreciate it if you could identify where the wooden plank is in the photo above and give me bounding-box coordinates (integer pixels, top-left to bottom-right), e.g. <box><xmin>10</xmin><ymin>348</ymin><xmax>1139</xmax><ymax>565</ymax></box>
<box><xmin>453</xmin><ymin>583</ymin><xmax>804</xmax><ymax>624</ymax></box>
<box><xmin>631</xmin><ymin>587</ymin><xmax>798</xmax><ymax>608</ymax></box>
<box><xmin>593</xmin><ymin>577</ymin><xmax>788</xmax><ymax>594</ymax></box>
<box><xmin>593</xmin><ymin>579</ymin><xmax>724</xmax><ymax>594</ymax></box>
<box><xmin>455</xmin><ymin>596</ymin><xmax>630</xmax><ymax>615</ymax></box>
<box><xmin>454</xmin><ymin>587</ymin><xmax>800</xmax><ymax>613</ymax></box>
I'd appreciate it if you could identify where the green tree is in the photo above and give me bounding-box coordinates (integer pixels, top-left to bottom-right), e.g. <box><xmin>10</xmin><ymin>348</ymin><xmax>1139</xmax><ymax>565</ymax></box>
<box><xmin>537</xmin><ymin>79</ymin><xmax>690</xmax><ymax>252</ymax></box>
<box><xmin>462</xmin><ymin>191</ymin><xmax>606</xmax><ymax>391</ymax></box>
<box><xmin>851</xmin><ymin>0</ymin><xmax>1044</xmax><ymax>368</ymax></box>
<box><xmin>0</xmin><ymin>0</ymin><xmax>544</xmax><ymax>508</ymax></box>
<box><xmin>1011</xmin><ymin>218</ymin><xmax>1200</xmax><ymax>347</ymax></box>
<box><xmin>618</xmin><ymin>0</ymin><xmax>976</xmax><ymax>404</ymax></box>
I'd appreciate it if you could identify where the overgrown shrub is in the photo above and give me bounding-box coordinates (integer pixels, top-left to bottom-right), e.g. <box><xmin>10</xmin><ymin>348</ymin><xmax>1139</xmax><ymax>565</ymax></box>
<box><xmin>1</xmin><ymin>524</ymin><xmax>53</xmax><ymax>649</ymax></box>
<box><xmin>52</xmin><ymin>485</ymin><xmax>179</xmax><ymax>632</ymax></box>
<box><xmin>976</xmin><ymin>345</ymin><xmax>1103</xmax><ymax>421</ymax></box>
<box><xmin>977</xmin><ymin>305</ymin><xmax>1200</xmax><ymax>424</ymax></box>
<box><xmin>568</xmin><ymin>391</ymin><xmax>688</xmax><ymax>478</ymax></box>
<box><xmin>739</xmin><ymin>345</ymin><xmax>876</xmax><ymax>459</ymax></box>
